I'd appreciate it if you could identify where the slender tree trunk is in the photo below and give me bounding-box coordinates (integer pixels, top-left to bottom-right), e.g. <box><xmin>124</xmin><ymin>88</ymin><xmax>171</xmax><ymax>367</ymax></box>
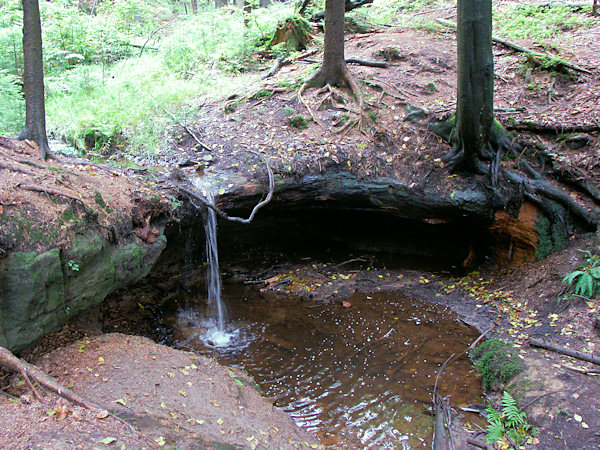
<box><xmin>191</xmin><ymin>0</ymin><xmax>198</xmax><ymax>13</ymax></box>
<box><xmin>320</xmin><ymin>0</ymin><xmax>347</xmax><ymax>85</ymax></box>
<box><xmin>19</xmin><ymin>0</ymin><xmax>49</xmax><ymax>160</ymax></box>
<box><xmin>455</xmin><ymin>0</ymin><xmax>493</xmax><ymax>172</ymax></box>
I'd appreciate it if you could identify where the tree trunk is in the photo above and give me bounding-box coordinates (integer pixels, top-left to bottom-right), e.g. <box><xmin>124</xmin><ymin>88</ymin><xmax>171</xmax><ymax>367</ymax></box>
<box><xmin>215</xmin><ymin>0</ymin><xmax>227</xmax><ymax>8</ymax></box>
<box><xmin>19</xmin><ymin>0</ymin><xmax>49</xmax><ymax>160</ymax></box>
<box><xmin>455</xmin><ymin>0</ymin><xmax>494</xmax><ymax>173</ymax></box>
<box><xmin>191</xmin><ymin>0</ymin><xmax>198</xmax><ymax>13</ymax></box>
<box><xmin>320</xmin><ymin>0</ymin><xmax>347</xmax><ymax>85</ymax></box>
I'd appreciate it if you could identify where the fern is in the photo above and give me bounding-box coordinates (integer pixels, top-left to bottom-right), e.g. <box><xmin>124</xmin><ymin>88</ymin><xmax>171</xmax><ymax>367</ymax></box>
<box><xmin>562</xmin><ymin>249</ymin><xmax>600</xmax><ymax>299</ymax></box>
<box><xmin>501</xmin><ymin>391</ymin><xmax>526</xmax><ymax>428</ymax></box>
<box><xmin>485</xmin><ymin>391</ymin><xmax>534</xmax><ymax>445</ymax></box>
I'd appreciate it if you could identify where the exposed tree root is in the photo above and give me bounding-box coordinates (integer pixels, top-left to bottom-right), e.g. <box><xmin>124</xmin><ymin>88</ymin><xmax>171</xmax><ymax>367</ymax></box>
<box><xmin>0</xmin><ymin>161</ymin><xmax>36</xmax><ymax>177</ymax></box>
<box><xmin>298</xmin><ymin>66</ymin><xmax>364</xmax><ymax>130</ymax></box>
<box><xmin>17</xmin><ymin>183</ymin><xmax>89</xmax><ymax>208</ymax></box>
<box><xmin>0</xmin><ymin>346</ymin><xmax>100</xmax><ymax>410</ymax></box>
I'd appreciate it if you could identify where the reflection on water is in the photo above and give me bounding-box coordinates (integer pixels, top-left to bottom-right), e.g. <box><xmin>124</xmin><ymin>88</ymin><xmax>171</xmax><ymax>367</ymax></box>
<box><xmin>167</xmin><ymin>282</ymin><xmax>483</xmax><ymax>448</ymax></box>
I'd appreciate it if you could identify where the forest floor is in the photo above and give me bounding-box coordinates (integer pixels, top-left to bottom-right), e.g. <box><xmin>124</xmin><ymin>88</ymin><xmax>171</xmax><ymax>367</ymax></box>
<box><xmin>1</xmin><ymin>2</ymin><xmax>600</xmax><ymax>448</ymax></box>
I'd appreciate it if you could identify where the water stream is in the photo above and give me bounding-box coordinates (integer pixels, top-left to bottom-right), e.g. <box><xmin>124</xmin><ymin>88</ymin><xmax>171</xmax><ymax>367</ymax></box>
<box><xmin>167</xmin><ymin>282</ymin><xmax>484</xmax><ymax>448</ymax></box>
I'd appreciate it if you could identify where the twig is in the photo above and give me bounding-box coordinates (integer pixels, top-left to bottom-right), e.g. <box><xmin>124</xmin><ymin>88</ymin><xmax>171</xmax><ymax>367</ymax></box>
<box><xmin>467</xmin><ymin>437</ymin><xmax>492</xmax><ymax>450</ymax></box>
<box><xmin>178</xmin><ymin>150</ymin><xmax>274</xmax><ymax>224</ymax></box>
<box><xmin>563</xmin><ymin>364</ymin><xmax>600</xmax><ymax>375</ymax></box>
<box><xmin>433</xmin><ymin>353</ymin><xmax>455</xmax><ymax>402</ymax></box>
<box><xmin>468</xmin><ymin>323</ymin><xmax>497</xmax><ymax>350</ymax></box>
<box><xmin>333</xmin><ymin>258</ymin><xmax>367</xmax><ymax>268</ymax></box>
<box><xmin>0</xmin><ymin>389</ymin><xmax>18</xmax><ymax>400</ymax></box>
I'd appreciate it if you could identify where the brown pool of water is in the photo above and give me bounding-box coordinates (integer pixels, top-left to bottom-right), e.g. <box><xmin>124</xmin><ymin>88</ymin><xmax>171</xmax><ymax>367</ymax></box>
<box><xmin>165</xmin><ymin>281</ymin><xmax>484</xmax><ymax>448</ymax></box>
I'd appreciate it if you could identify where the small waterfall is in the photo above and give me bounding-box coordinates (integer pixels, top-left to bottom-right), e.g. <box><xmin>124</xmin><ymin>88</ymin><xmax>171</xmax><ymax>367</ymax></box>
<box><xmin>205</xmin><ymin>193</ymin><xmax>226</xmax><ymax>330</ymax></box>
<box><xmin>202</xmin><ymin>193</ymin><xmax>232</xmax><ymax>346</ymax></box>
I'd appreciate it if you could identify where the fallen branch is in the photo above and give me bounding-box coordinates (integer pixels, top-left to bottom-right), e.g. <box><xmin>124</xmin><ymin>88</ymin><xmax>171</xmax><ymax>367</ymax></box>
<box><xmin>0</xmin><ymin>346</ymin><xmax>100</xmax><ymax>410</ymax></box>
<box><xmin>345</xmin><ymin>58</ymin><xmax>389</xmax><ymax>68</ymax></box>
<box><xmin>18</xmin><ymin>183</ymin><xmax>88</xmax><ymax>208</ymax></box>
<box><xmin>529</xmin><ymin>338</ymin><xmax>600</xmax><ymax>365</ymax></box>
<box><xmin>503</xmin><ymin>121</ymin><xmax>600</xmax><ymax>134</ymax></box>
<box><xmin>262</xmin><ymin>56</ymin><xmax>289</xmax><ymax>79</ymax></box>
<box><xmin>177</xmin><ymin>150</ymin><xmax>274</xmax><ymax>224</ymax></box>
<box><xmin>435</xmin><ymin>18</ymin><xmax>592</xmax><ymax>75</ymax></box>
<box><xmin>433</xmin><ymin>393</ymin><xmax>455</xmax><ymax>450</ymax></box>
<box><xmin>563</xmin><ymin>364</ymin><xmax>600</xmax><ymax>375</ymax></box>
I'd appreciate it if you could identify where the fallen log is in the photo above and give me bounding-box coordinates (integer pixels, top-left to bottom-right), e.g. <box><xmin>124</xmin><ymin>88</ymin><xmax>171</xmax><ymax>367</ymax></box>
<box><xmin>529</xmin><ymin>338</ymin><xmax>600</xmax><ymax>365</ymax></box>
<box><xmin>435</xmin><ymin>19</ymin><xmax>592</xmax><ymax>75</ymax></box>
<box><xmin>433</xmin><ymin>394</ymin><xmax>454</xmax><ymax>450</ymax></box>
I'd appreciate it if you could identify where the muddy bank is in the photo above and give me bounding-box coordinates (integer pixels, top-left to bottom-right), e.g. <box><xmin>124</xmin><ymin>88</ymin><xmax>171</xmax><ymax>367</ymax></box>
<box><xmin>0</xmin><ymin>333</ymin><xmax>318</xmax><ymax>449</ymax></box>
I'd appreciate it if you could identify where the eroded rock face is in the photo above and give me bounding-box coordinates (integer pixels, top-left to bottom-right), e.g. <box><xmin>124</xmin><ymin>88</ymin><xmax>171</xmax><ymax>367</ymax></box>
<box><xmin>0</xmin><ymin>234</ymin><xmax>166</xmax><ymax>352</ymax></box>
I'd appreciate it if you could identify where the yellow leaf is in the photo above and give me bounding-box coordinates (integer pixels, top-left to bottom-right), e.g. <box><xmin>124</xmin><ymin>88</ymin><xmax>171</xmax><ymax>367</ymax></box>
<box><xmin>115</xmin><ymin>398</ymin><xmax>126</xmax><ymax>406</ymax></box>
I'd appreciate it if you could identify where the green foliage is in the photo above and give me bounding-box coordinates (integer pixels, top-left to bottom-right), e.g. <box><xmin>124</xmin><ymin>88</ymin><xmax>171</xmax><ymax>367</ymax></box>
<box><xmin>267</xmin><ymin>16</ymin><xmax>313</xmax><ymax>54</ymax></box>
<box><xmin>0</xmin><ymin>68</ymin><xmax>24</xmax><ymax>134</ymax></box>
<box><xmin>67</xmin><ymin>259</ymin><xmax>80</xmax><ymax>272</ymax></box>
<box><xmin>495</xmin><ymin>4</ymin><xmax>595</xmax><ymax>40</ymax></box>
<box><xmin>288</xmin><ymin>115</ymin><xmax>310</xmax><ymax>129</ymax></box>
<box><xmin>485</xmin><ymin>391</ymin><xmax>534</xmax><ymax>445</ymax></box>
<box><xmin>562</xmin><ymin>249</ymin><xmax>600</xmax><ymax>299</ymax></box>
<box><xmin>470</xmin><ymin>339</ymin><xmax>524</xmax><ymax>389</ymax></box>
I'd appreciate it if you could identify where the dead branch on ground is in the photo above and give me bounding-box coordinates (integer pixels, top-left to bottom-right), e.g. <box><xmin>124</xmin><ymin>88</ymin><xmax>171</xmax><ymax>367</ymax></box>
<box><xmin>0</xmin><ymin>161</ymin><xmax>36</xmax><ymax>177</ymax></box>
<box><xmin>529</xmin><ymin>338</ymin><xmax>600</xmax><ymax>365</ymax></box>
<box><xmin>0</xmin><ymin>346</ymin><xmax>100</xmax><ymax>410</ymax></box>
<box><xmin>435</xmin><ymin>18</ymin><xmax>592</xmax><ymax>75</ymax></box>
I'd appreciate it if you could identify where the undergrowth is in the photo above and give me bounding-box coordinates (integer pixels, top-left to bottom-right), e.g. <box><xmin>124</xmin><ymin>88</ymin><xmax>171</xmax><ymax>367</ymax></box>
<box><xmin>469</xmin><ymin>338</ymin><xmax>524</xmax><ymax>389</ymax></box>
<box><xmin>486</xmin><ymin>391</ymin><xmax>535</xmax><ymax>446</ymax></box>
<box><xmin>495</xmin><ymin>4</ymin><xmax>595</xmax><ymax>40</ymax></box>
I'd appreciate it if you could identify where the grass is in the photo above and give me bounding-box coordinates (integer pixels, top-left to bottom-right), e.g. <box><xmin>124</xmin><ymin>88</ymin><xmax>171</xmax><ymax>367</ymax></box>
<box><xmin>494</xmin><ymin>4</ymin><xmax>595</xmax><ymax>40</ymax></box>
<box><xmin>43</xmin><ymin>3</ymin><xmax>294</xmax><ymax>156</ymax></box>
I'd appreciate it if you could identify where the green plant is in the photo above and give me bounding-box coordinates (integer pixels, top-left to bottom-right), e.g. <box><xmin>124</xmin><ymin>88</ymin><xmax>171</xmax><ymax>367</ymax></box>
<box><xmin>470</xmin><ymin>339</ymin><xmax>524</xmax><ymax>389</ymax></box>
<box><xmin>486</xmin><ymin>391</ymin><xmax>534</xmax><ymax>445</ymax></box>
<box><xmin>67</xmin><ymin>260</ymin><xmax>80</xmax><ymax>272</ymax></box>
<box><xmin>288</xmin><ymin>115</ymin><xmax>311</xmax><ymax>129</ymax></box>
<box><xmin>0</xmin><ymin>68</ymin><xmax>24</xmax><ymax>134</ymax></box>
<box><xmin>562</xmin><ymin>249</ymin><xmax>600</xmax><ymax>299</ymax></box>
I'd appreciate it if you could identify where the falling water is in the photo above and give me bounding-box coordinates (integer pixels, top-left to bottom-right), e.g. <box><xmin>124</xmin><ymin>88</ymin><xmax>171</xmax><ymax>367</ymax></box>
<box><xmin>203</xmin><ymin>193</ymin><xmax>231</xmax><ymax>346</ymax></box>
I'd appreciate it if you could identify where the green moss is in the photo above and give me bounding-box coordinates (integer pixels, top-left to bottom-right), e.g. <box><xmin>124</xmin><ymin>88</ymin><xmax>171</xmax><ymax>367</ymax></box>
<box><xmin>470</xmin><ymin>339</ymin><xmax>524</xmax><ymax>390</ymax></box>
<box><xmin>536</xmin><ymin>204</ymin><xmax>567</xmax><ymax>260</ymax></box>
<box><xmin>288</xmin><ymin>115</ymin><xmax>311</xmax><ymax>129</ymax></box>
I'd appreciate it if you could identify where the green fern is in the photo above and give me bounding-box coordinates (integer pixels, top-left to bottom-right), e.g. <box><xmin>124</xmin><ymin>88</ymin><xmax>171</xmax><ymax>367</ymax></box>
<box><xmin>562</xmin><ymin>249</ymin><xmax>600</xmax><ymax>299</ymax></box>
<box><xmin>501</xmin><ymin>391</ymin><xmax>526</xmax><ymax>428</ymax></box>
<box><xmin>485</xmin><ymin>391</ymin><xmax>534</xmax><ymax>445</ymax></box>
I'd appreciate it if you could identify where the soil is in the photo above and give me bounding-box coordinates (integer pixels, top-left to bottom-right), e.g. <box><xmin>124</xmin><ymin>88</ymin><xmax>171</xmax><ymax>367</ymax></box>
<box><xmin>1</xmin><ymin>2</ymin><xmax>600</xmax><ymax>448</ymax></box>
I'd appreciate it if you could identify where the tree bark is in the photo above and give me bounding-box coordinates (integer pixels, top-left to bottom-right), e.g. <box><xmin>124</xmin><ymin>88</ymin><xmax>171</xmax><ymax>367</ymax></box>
<box><xmin>19</xmin><ymin>0</ymin><xmax>49</xmax><ymax>160</ymax></box>
<box><xmin>454</xmin><ymin>0</ymin><xmax>494</xmax><ymax>173</ymax></box>
<box><xmin>320</xmin><ymin>0</ymin><xmax>346</xmax><ymax>84</ymax></box>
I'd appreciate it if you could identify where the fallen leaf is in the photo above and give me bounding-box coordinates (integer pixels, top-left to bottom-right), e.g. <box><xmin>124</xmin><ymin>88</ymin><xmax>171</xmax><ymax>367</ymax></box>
<box><xmin>582</xmin><ymin>422</ymin><xmax>589</xmax><ymax>428</ymax></box>
<box><xmin>210</xmin><ymin>400</ymin><xmax>220</xmax><ymax>407</ymax></box>
<box><xmin>574</xmin><ymin>413</ymin><xmax>582</xmax><ymax>422</ymax></box>
<box><xmin>155</xmin><ymin>436</ymin><xmax>166</xmax><ymax>447</ymax></box>
<box><xmin>96</xmin><ymin>410</ymin><xmax>109</xmax><ymax>419</ymax></box>
<box><xmin>99</xmin><ymin>437</ymin><xmax>116</xmax><ymax>445</ymax></box>
<box><xmin>342</xmin><ymin>301</ymin><xmax>352</xmax><ymax>308</ymax></box>
<box><xmin>115</xmin><ymin>398</ymin><xmax>127</xmax><ymax>406</ymax></box>
<box><xmin>217</xmin><ymin>418</ymin><xmax>224</xmax><ymax>425</ymax></box>
<box><xmin>178</xmin><ymin>390</ymin><xmax>187</xmax><ymax>397</ymax></box>
<box><xmin>98</xmin><ymin>357</ymin><xmax>105</xmax><ymax>365</ymax></box>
